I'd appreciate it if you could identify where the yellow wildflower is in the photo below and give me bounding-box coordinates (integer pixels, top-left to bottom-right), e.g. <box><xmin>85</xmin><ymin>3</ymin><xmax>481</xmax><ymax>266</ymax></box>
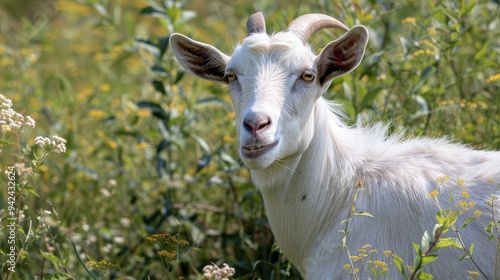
<box><xmin>402</xmin><ymin>17</ymin><xmax>416</xmax><ymax>24</ymax></box>
<box><xmin>428</xmin><ymin>189</ymin><xmax>439</xmax><ymax>198</ymax></box>
<box><xmin>486</xmin><ymin>73</ymin><xmax>500</xmax><ymax>84</ymax></box>
<box><xmin>2</xmin><ymin>124</ymin><xmax>11</xmax><ymax>132</ymax></box>
<box><xmin>412</xmin><ymin>49</ymin><xmax>436</xmax><ymax>58</ymax></box>
<box><xmin>77</xmin><ymin>88</ymin><xmax>93</xmax><ymax>101</ymax></box>
<box><xmin>436</xmin><ymin>176</ymin><xmax>449</xmax><ymax>185</ymax></box>
<box><xmin>157</xmin><ymin>250</ymin><xmax>177</xmax><ymax>260</ymax></box>
<box><xmin>135</xmin><ymin>142</ymin><xmax>148</xmax><ymax>150</ymax></box>
<box><xmin>467</xmin><ymin>270</ymin><xmax>480</xmax><ymax>277</ymax></box>
<box><xmin>374</xmin><ymin>260</ymin><xmax>387</xmax><ymax>268</ymax></box>
<box><xmin>350</xmin><ymin>255</ymin><xmax>361</xmax><ymax>262</ymax></box>
<box><xmin>88</xmin><ymin>109</ymin><xmax>107</xmax><ymax>120</ymax></box>
<box><xmin>136</xmin><ymin>108</ymin><xmax>151</xmax><ymax>118</ymax></box>
<box><xmin>458</xmin><ymin>200</ymin><xmax>468</xmax><ymax>211</ymax></box>
<box><xmin>100</xmin><ymin>83</ymin><xmax>111</xmax><ymax>92</ymax></box>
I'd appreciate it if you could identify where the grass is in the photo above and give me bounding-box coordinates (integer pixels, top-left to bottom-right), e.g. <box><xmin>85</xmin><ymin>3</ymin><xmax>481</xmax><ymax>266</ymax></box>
<box><xmin>0</xmin><ymin>0</ymin><xmax>499</xmax><ymax>279</ymax></box>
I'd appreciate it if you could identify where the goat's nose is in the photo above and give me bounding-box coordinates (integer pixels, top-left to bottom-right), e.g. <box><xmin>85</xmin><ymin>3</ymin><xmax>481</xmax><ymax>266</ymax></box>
<box><xmin>243</xmin><ymin>115</ymin><xmax>271</xmax><ymax>136</ymax></box>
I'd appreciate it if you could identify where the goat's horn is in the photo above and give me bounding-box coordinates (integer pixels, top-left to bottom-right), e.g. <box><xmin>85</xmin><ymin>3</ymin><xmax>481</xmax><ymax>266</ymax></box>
<box><xmin>247</xmin><ymin>12</ymin><xmax>266</xmax><ymax>35</ymax></box>
<box><xmin>285</xmin><ymin>13</ymin><xmax>349</xmax><ymax>43</ymax></box>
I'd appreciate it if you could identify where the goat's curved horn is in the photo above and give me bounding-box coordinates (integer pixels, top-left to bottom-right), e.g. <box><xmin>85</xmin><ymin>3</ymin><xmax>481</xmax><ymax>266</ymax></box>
<box><xmin>247</xmin><ymin>12</ymin><xmax>266</xmax><ymax>35</ymax></box>
<box><xmin>285</xmin><ymin>13</ymin><xmax>349</xmax><ymax>43</ymax></box>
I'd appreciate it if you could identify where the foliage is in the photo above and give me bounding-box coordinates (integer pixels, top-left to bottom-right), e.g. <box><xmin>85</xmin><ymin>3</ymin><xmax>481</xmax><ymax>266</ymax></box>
<box><xmin>0</xmin><ymin>0</ymin><xmax>498</xmax><ymax>279</ymax></box>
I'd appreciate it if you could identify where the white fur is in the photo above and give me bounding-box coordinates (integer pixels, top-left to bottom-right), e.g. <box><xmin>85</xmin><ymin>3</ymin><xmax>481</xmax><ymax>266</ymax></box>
<box><xmin>169</xmin><ymin>14</ymin><xmax>500</xmax><ymax>279</ymax></box>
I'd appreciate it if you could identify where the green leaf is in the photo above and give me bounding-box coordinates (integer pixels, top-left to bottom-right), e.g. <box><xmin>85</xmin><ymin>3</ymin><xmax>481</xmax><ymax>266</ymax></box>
<box><xmin>218</xmin><ymin>150</ymin><xmax>238</xmax><ymax>166</ymax></box>
<box><xmin>485</xmin><ymin>221</ymin><xmax>494</xmax><ymax>233</ymax></box>
<box><xmin>43</xmin><ymin>273</ymin><xmax>72</xmax><ymax>280</ymax></box>
<box><xmin>411</xmin><ymin>66</ymin><xmax>435</xmax><ymax>94</ymax></box>
<box><xmin>139</xmin><ymin>6</ymin><xmax>166</xmax><ymax>17</ymax></box>
<box><xmin>352</xmin><ymin>211</ymin><xmax>375</xmax><ymax>218</ymax></box>
<box><xmin>417</xmin><ymin>270</ymin><xmax>435</xmax><ymax>279</ymax></box>
<box><xmin>473</xmin><ymin>39</ymin><xmax>490</xmax><ymax>61</ymax></box>
<box><xmin>191</xmin><ymin>134</ymin><xmax>211</xmax><ymax>153</ymax></box>
<box><xmin>460</xmin><ymin>217</ymin><xmax>477</xmax><ymax>230</ymax></box>
<box><xmin>459</xmin><ymin>0</ymin><xmax>477</xmax><ymax>17</ymax></box>
<box><xmin>157</xmin><ymin>36</ymin><xmax>169</xmax><ymax>59</ymax></box>
<box><xmin>399</xmin><ymin>37</ymin><xmax>411</xmax><ymax>57</ymax></box>
<box><xmin>40</xmin><ymin>250</ymin><xmax>61</xmax><ymax>267</ymax></box>
<box><xmin>459</xmin><ymin>252</ymin><xmax>470</xmax><ymax>262</ymax></box>
<box><xmin>420</xmin><ymin>254</ymin><xmax>438</xmax><ymax>266</ymax></box>
<box><xmin>196</xmin><ymin>153</ymin><xmax>211</xmax><ymax>172</ymax></box>
<box><xmin>136</xmin><ymin>101</ymin><xmax>169</xmax><ymax>120</ymax></box>
<box><xmin>393</xmin><ymin>255</ymin><xmax>407</xmax><ymax>277</ymax></box>
<box><xmin>359</xmin><ymin>87</ymin><xmax>382</xmax><ymax>112</ymax></box>
<box><xmin>469</xmin><ymin>242</ymin><xmax>475</xmax><ymax>255</ymax></box>
<box><xmin>152</xmin><ymin>80</ymin><xmax>167</xmax><ymax>95</ymax></box>
<box><xmin>23</xmin><ymin>185</ymin><xmax>39</xmax><ymax>197</ymax></box>
<box><xmin>435</xmin><ymin>237</ymin><xmax>462</xmax><ymax>250</ymax></box>
<box><xmin>421</xmin><ymin>230</ymin><xmax>431</xmax><ymax>252</ymax></box>
<box><xmin>135</xmin><ymin>39</ymin><xmax>161</xmax><ymax>61</ymax></box>
<box><xmin>93</xmin><ymin>3</ymin><xmax>109</xmax><ymax>18</ymax></box>
<box><xmin>435</xmin><ymin>210</ymin><xmax>458</xmax><ymax>233</ymax></box>
<box><xmin>413</xmin><ymin>242</ymin><xmax>422</xmax><ymax>256</ymax></box>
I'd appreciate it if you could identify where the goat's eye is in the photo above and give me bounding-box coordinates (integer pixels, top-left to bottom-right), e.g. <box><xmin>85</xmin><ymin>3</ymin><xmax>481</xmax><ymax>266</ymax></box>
<box><xmin>301</xmin><ymin>70</ymin><xmax>315</xmax><ymax>82</ymax></box>
<box><xmin>226</xmin><ymin>70</ymin><xmax>237</xmax><ymax>82</ymax></box>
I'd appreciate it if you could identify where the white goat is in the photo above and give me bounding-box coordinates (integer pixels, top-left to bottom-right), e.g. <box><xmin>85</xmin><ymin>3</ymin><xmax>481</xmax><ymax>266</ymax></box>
<box><xmin>170</xmin><ymin>12</ymin><xmax>500</xmax><ymax>279</ymax></box>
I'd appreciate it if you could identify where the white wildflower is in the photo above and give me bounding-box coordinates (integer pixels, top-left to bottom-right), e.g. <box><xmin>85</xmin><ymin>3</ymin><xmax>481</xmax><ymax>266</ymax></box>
<box><xmin>35</xmin><ymin>136</ymin><xmax>51</xmax><ymax>148</ymax></box>
<box><xmin>35</xmin><ymin>135</ymin><xmax>67</xmax><ymax>153</ymax></box>
<box><xmin>0</xmin><ymin>94</ymin><xmax>36</xmax><ymax>132</ymax></box>
<box><xmin>0</xmin><ymin>94</ymin><xmax>12</xmax><ymax>108</ymax></box>
<box><xmin>52</xmin><ymin>135</ymin><xmax>67</xmax><ymax>153</ymax></box>
<box><xmin>25</xmin><ymin>116</ymin><xmax>35</xmax><ymax>128</ymax></box>
<box><xmin>203</xmin><ymin>263</ymin><xmax>235</xmax><ymax>280</ymax></box>
<box><xmin>14</xmin><ymin>162</ymin><xmax>33</xmax><ymax>176</ymax></box>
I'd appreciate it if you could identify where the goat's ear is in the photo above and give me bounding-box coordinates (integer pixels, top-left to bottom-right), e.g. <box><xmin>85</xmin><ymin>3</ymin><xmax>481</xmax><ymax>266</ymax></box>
<box><xmin>170</xmin><ymin>33</ymin><xmax>230</xmax><ymax>83</ymax></box>
<box><xmin>317</xmin><ymin>25</ymin><xmax>368</xmax><ymax>86</ymax></box>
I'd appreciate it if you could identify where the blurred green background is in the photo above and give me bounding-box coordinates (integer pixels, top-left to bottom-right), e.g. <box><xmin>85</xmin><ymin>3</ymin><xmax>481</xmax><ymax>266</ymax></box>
<box><xmin>0</xmin><ymin>0</ymin><xmax>499</xmax><ymax>279</ymax></box>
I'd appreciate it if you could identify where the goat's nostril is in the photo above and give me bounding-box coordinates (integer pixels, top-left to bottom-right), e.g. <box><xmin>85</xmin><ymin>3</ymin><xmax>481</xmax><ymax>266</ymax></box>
<box><xmin>256</xmin><ymin>118</ymin><xmax>271</xmax><ymax>131</ymax></box>
<box><xmin>244</xmin><ymin>116</ymin><xmax>271</xmax><ymax>135</ymax></box>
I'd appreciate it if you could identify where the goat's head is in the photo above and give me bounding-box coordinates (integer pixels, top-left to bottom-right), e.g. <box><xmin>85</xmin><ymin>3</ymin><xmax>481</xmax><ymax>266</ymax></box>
<box><xmin>170</xmin><ymin>13</ymin><xmax>368</xmax><ymax>169</ymax></box>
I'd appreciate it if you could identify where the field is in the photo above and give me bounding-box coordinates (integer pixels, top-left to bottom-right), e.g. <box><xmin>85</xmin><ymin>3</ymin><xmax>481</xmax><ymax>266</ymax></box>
<box><xmin>0</xmin><ymin>0</ymin><xmax>499</xmax><ymax>279</ymax></box>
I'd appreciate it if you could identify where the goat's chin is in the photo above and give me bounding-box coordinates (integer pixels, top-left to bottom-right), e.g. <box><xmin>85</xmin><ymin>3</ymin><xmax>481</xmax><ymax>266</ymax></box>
<box><xmin>240</xmin><ymin>153</ymin><xmax>278</xmax><ymax>170</ymax></box>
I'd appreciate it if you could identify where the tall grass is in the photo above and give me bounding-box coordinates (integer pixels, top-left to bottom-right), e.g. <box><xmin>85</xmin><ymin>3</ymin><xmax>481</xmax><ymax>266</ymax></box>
<box><xmin>0</xmin><ymin>0</ymin><xmax>498</xmax><ymax>279</ymax></box>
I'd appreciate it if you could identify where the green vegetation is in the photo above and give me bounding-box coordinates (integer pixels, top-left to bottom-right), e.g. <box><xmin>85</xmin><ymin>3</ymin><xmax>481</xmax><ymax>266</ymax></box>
<box><xmin>0</xmin><ymin>0</ymin><xmax>499</xmax><ymax>279</ymax></box>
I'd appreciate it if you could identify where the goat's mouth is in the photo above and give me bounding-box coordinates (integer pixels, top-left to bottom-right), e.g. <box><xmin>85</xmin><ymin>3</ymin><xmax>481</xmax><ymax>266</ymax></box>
<box><xmin>241</xmin><ymin>141</ymin><xmax>279</xmax><ymax>159</ymax></box>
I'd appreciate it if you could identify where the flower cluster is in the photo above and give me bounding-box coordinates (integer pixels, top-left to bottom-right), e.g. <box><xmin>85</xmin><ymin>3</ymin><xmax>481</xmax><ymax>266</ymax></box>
<box><xmin>86</xmin><ymin>260</ymin><xmax>120</xmax><ymax>270</ymax></box>
<box><xmin>0</xmin><ymin>94</ymin><xmax>35</xmax><ymax>133</ymax></box>
<box><xmin>146</xmin><ymin>232</ymin><xmax>189</xmax><ymax>247</ymax></box>
<box><xmin>202</xmin><ymin>263</ymin><xmax>235</xmax><ymax>280</ymax></box>
<box><xmin>35</xmin><ymin>135</ymin><xmax>67</xmax><ymax>153</ymax></box>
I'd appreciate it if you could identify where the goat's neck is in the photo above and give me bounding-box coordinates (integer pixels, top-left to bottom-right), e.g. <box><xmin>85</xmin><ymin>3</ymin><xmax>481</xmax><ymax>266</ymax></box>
<box><xmin>250</xmin><ymin>97</ymin><xmax>354</xmax><ymax>270</ymax></box>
